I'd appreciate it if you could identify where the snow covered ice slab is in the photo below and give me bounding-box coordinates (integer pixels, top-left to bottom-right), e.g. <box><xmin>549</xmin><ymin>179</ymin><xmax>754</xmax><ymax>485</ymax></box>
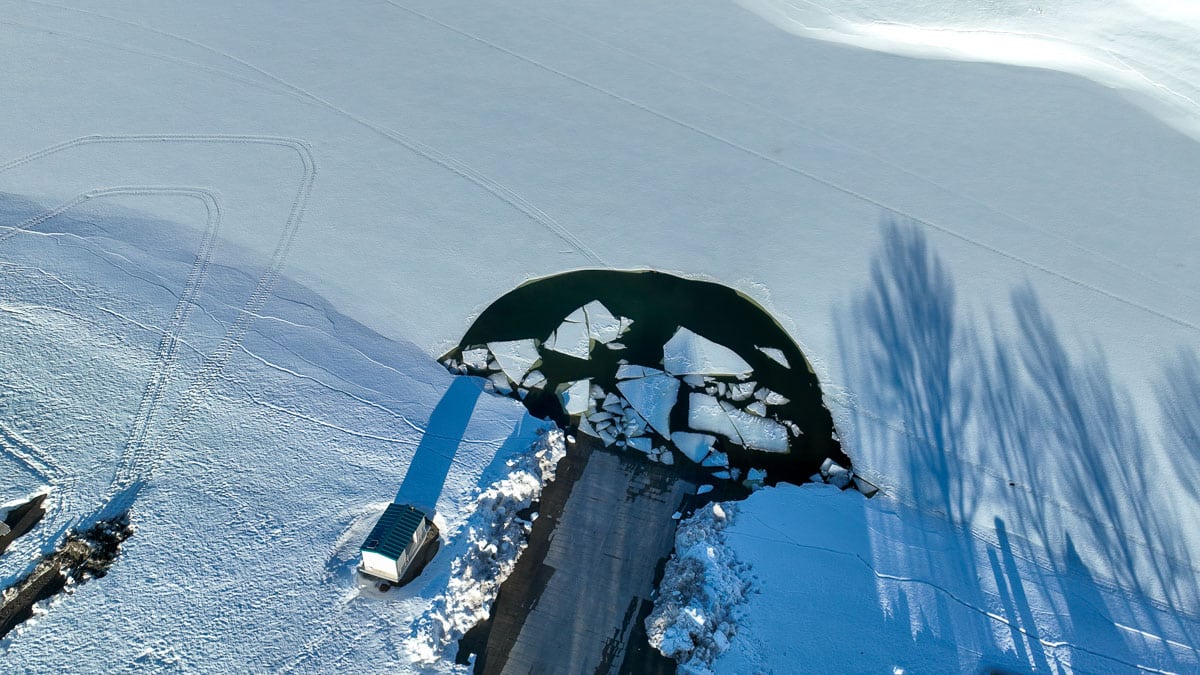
<box><xmin>663</xmin><ymin>327</ymin><xmax>752</xmax><ymax>378</ymax></box>
<box><xmin>687</xmin><ymin>394</ymin><xmax>789</xmax><ymax>453</ymax></box>
<box><xmin>670</xmin><ymin>431</ymin><xmax>715</xmax><ymax>464</ymax></box>
<box><xmin>558</xmin><ymin>379</ymin><xmax>592</xmax><ymax>416</ymax></box>
<box><xmin>616</xmin><ymin>372</ymin><xmax>679</xmax><ymax>437</ymax></box>
<box><xmin>544</xmin><ymin>308</ymin><xmax>591</xmax><ymax>360</ymax></box>
<box><xmin>487</xmin><ymin>339</ymin><xmax>540</xmax><ymax>382</ymax></box>
<box><xmin>580</xmin><ymin>300</ymin><xmax>624</xmax><ymax>344</ymax></box>
<box><xmin>755</xmin><ymin>346</ymin><xmax>789</xmax><ymax>368</ymax></box>
<box><xmin>714</xmin><ymin>483</ymin><xmax>1200</xmax><ymax>674</ymax></box>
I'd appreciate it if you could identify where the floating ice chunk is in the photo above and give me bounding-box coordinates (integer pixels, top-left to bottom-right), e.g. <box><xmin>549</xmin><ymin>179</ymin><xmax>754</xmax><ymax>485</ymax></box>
<box><xmin>746</xmin><ymin>401</ymin><xmax>767</xmax><ymax>417</ymax></box>
<box><xmin>727</xmin><ymin>381</ymin><xmax>756</xmax><ymax>402</ymax></box>
<box><xmin>618</xmin><ymin>316</ymin><xmax>634</xmax><ymax>336</ymax></box>
<box><xmin>688</xmin><ymin>393</ymin><xmax>739</xmax><ymax>440</ymax></box>
<box><xmin>755</xmin><ymin>388</ymin><xmax>790</xmax><ymax>406</ymax></box>
<box><xmin>602</xmin><ymin>393</ymin><xmax>624</xmax><ymax>414</ymax></box>
<box><xmin>607</xmin><ymin>342</ymin><xmax>626</xmax><ymax>350</ymax></box>
<box><xmin>682</xmin><ymin>375</ymin><xmax>706</xmax><ymax>388</ymax></box>
<box><xmin>712</xmin><ymin>471</ymin><xmax>731</xmax><ymax>480</ymax></box>
<box><xmin>702</xmin><ymin>451</ymin><xmax>729</xmax><ymax>468</ymax></box>
<box><xmin>627</xmin><ymin>436</ymin><xmax>653</xmax><ymax>454</ymax></box>
<box><xmin>663</xmin><ymin>327</ymin><xmax>752</xmax><ymax>377</ymax></box>
<box><xmin>544</xmin><ymin>308</ymin><xmax>591</xmax><ymax>359</ymax></box>
<box><xmin>697</xmin><ymin>484</ymin><xmax>714</xmax><ymax>495</ymax></box>
<box><xmin>581</xmin><ymin>300</ymin><xmax>622</xmax><ymax>344</ymax></box>
<box><xmin>522</xmin><ymin>370</ymin><xmax>547</xmax><ymax>390</ymax></box>
<box><xmin>488</xmin><ymin>372</ymin><xmax>512</xmax><ymax>394</ymax></box>
<box><xmin>461</xmin><ymin>347</ymin><xmax>491</xmax><ymax>370</ymax></box>
<box><xmin>558</xmin><ymin>379</ymin><xmax>592</xmax><ymax>416</ymax></box>
<box><xmin>670</xmin><ymin>431</ymin><xmax>716</xmax><ymax>463</ymax></box>
<box><xmin>756</xmin><ymin>345</ymin><xmax>790</xmax><ymax>368</ymax></box>
<box><xmin>577</xmin><ymin>416</ymin><xmax>601</xmax><ymax>439</ymax></box>
<box><xmin>599</xmin><ymin>426</ymin><xmax>618</xmax><ymax>446</ymax></box>
<box><xmin>616</xmin><ymin>373</ymin><xmax>679</xmax><ymax>437</ymax></box>
<box><xmin>588</xmin><ymin>411</ymin><xmax>614</xmax><ymax>424</ymax></box>
<box><xmin>786</xmin><ymin>421</ymin><xmax>802</xmax><ymax>437</ymax></box>
<box><xmin>821</xmin><ymin>458</ymin><xmax>853</xmax><ymax>489</ymax></box>
<box><xmin>616</xmin><ymin>363</ymin><xmax>662</xmax><ymax>380</ymax></box>
<box><xmin>660</xmin><ymin>450</ymin><xmax>675</xmax><ymax>465</ymax></box>
<box><xmin>744</xmin><ymin>468</ymin><xmax>768</xmax><ymax>490</ymax></box>
<box><xmin>687</xmin><ymin>393</ymin><xmax>790</xmax><ymax>453</ymax></box>
<box><xmin>487</xmin><ymin>339</ymin><xmax>541</xmax><ymax>382</ymax></box>
<box><xmin>620</xmin><ymin>409</ymin><xmax>648</xmax><ymax>437</ymax></box>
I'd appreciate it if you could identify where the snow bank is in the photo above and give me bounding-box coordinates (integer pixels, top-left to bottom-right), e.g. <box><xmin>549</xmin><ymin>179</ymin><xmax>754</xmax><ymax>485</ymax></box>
<box><xmin>738</xmin><ymin>0</ymin><xmax>1200</xmax><ymax>140</ymax></box>
<box><xmin>646</xmin><ymin>502</ymin><xmax>752</xmax><ymax>672</ymax></box>
<box><xmin>406</xmin><ymin>427</ymin><xmax>566</xmax><ymax>663</ymax></box>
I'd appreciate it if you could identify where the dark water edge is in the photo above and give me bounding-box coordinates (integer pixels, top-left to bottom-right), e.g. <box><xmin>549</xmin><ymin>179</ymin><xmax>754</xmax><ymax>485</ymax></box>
<box><xmin>449</xmin><ymin>269</ymin><xmax>850</xmax><ymax>485</ymax></box>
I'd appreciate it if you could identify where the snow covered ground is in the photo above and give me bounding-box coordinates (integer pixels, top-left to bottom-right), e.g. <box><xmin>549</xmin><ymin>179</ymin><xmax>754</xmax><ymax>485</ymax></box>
<box><xmin>0</xmin><ymin>196</ymin><xmax>554</xmax><ymax>670</ymax></box>
<box><xmin>716</xmin><ymin>484</ymin><xmax>1200</xmax><ymax>673</ymax></box>
<box><xmin>1</xmin><ymin>0</ymin><xmax>1198</xmax><ymax>670</ymax></box>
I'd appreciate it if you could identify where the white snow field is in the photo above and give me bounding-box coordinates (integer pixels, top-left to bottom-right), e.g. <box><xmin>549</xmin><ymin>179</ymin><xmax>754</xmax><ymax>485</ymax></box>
<box><xmin>1</xmin><ymin>0</ymin><xmax>1198</xmax><ymax>671</ymax></box>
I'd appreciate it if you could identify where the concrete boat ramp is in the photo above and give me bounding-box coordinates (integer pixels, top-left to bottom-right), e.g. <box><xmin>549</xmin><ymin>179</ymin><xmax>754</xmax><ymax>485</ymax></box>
<box><xmin>464</xmin><ymin>435</ymin><xmax>693</xmax><ymax>674</ymax></box>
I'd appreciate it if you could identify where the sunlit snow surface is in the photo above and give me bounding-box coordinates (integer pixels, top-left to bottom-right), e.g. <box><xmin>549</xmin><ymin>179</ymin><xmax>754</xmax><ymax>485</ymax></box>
<box><xmin>0</xmin><ymin>0</ymin><xmax>1199</xmax><ymax>670</ymax></box>
<box><xmin>0</xmin><ymin>196</ymin><xmax>551</xmax><ymax>670</ymax></box>
<box><xmin>738</xmin><ymin>0</ymin><xmax>1200</xmax><ymax>141</ymax></box>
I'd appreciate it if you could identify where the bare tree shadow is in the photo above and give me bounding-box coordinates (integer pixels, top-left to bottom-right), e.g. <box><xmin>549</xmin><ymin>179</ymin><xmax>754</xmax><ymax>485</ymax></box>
<box><xmin>836</xmin><ymin>218</ymin><xmax>1200</xmax><ymax>670</ymax></box>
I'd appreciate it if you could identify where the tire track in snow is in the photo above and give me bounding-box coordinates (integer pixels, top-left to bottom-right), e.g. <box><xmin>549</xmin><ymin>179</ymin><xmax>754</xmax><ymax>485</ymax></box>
<box><xmin>12</xmin><ymin>1</ymin><xmax>606</xmax><ymax>266</ymax></box>
<box><xmin>1</xmin><ymin>134</ymin><xmax>316</xmax><ymax>523</ymax></box>
<box><xmin>384</xmin><ymin>1</ymin><xmax>1200</xmax><ymax>336</ymax></box>
<box><xmin>0</xmin><ymin>185</ymin><xmax>220</xmax><ymax>545</ymax></box>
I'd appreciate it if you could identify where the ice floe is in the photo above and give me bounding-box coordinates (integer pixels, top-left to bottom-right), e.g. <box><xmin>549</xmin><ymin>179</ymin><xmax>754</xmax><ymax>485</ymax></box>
<box><xmin>663</xmin><ymin>327</ymin><xmax>753</xmax><ymax>377</ymax></box>
<box><xmin>487</xmin><ymin>339</ymin><xmax>541</xmax><ymax>382</ymax></box>
<box><xmin>687</xmin><ymin>393</ymin><xmax>790</xmax><ymax>453</ymax></box>
<box><xmin>616</xmin><ymin>372</ymin><xmax>680</xmax><ymax>437</ymax></box>
<box><xmin>671</xmin><ymin>431</ymin><xmax>716</xmax><ymax>464</ymax></box>
<box><xmin>755</xmin><ymin>345</ymin><xmax>790</xmax><ymax>368</ymax></box>
<box><xmin>557</xmin><ymin>379</ymin><xmax>592</xmax><ymax>416</ymax></box>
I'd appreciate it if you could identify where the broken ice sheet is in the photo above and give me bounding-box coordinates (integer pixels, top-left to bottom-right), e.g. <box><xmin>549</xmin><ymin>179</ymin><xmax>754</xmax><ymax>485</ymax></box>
<box><xmin>487</xmin><ymin>339</ymin><xmax>540</xmax><ymax>382</ymax></box>
<box><xmin>663</xmin><ymin>327</ymin><xmax>752</xmax><ymax>377</ymax></box>
<box><xmin>616</xmin><ymin>372</ymin><xmax>679</xmax><ymax>437</ymax></box>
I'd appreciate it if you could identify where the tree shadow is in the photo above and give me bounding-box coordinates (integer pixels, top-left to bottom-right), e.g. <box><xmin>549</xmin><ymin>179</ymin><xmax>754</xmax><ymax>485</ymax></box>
<box><xmin>837</xmin><ymin>218</ymin><xmax>1200</xmax><ymax>670</ymax></box>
